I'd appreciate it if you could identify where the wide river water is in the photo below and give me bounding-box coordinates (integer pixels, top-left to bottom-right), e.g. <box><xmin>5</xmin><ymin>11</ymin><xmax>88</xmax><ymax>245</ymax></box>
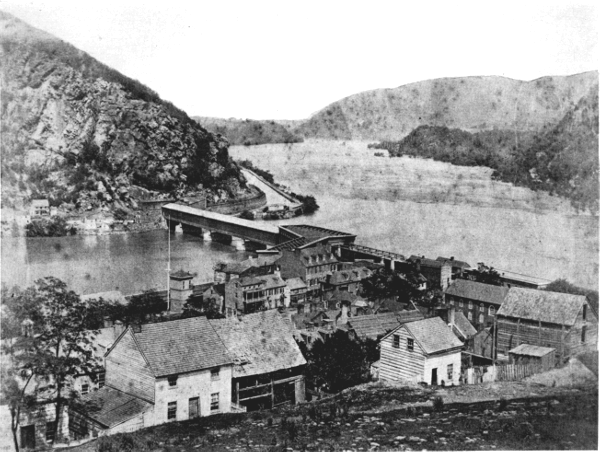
<box><xmin>2</xmin><ymin>140</ymin><xmax>598</xmax><ymax>294</ymax></box>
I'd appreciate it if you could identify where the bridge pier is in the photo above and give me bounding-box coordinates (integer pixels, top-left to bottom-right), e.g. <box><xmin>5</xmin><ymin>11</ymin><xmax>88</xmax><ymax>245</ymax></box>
<box><xmin>231</xmin><ymin>237</ymin><xmax>246</xmax><ymax>251</ymax></box>
<box><xmin>211</xmin><ymin>231</ymin><xmax>232</xmax><ymax>244</ymax></box>
<box><xmin>244</xmin><ymin>240</ymin><xmax>267</xmax><ymax>252</ymax></box>
<box><xmin>181</xmin><ymin>224</ymin><xmax>203</xmax><ymax>236</ymax></box>
<box><xmin>166</xmin><ymin>219</ymin><xmax>178</xmax><ymax>233</ymax></box>
<box><xmin>202</xmin><ymin>230</ymin><xmax>212</xmax><ymax>241</ymax></box>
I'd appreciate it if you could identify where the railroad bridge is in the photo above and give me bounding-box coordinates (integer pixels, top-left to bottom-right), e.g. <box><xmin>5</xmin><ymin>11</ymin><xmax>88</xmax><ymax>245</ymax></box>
<box><xmin>339</xmin><ymin>243</ymin><xmax>406</xmax><ymax>271</ymax></box>
<box><xmin>162</xmin><ymin>203</ymin><xmax>280</xmax><ymax>249</ymax></box>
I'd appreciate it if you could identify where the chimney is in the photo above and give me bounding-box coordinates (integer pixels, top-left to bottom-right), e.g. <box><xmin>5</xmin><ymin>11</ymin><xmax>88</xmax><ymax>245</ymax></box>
<box><xmin>450</xmin><ymin>256</ymin><xmax>454</xmax><ymax>261</ymax></box>
<box><xmin>340</xmin><ymin>303</ymin><xmax>349</xmax><ymax>325</ymax></box>
<box><xmin>415</xmin><ymin>259</ymin><xmax>421</xmax><ymax>272</ymax></box>
<box><xmin>448</xmin><ymin>306</ymin><xmax>456</xmax><ymax>327</ymax></box>
<box><xmin>113</xmin><ymin>320</ymin><xmax>124</xmax><ymax>339</ymax></box>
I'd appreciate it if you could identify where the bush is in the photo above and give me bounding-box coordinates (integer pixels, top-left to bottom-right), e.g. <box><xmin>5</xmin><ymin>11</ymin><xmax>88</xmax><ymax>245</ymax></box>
<box><xmin>433</xmin><ymin>396</ymin><xmax>444</xmax><ymax>412</ymax></box>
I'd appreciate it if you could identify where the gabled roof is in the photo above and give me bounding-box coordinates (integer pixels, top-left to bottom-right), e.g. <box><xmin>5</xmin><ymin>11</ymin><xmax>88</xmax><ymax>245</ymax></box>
<box><xmin>348</xmin><ymin>311</ymin><xmax>423</xmax><ymax>340</ymax></box>
<box><xmin>124</xmin><ymin>317</ymin><xmax>232</xmax><ymax>377</ymax></box>
<box><xmin>220</xmin><ymin>255</ymin><xmax>281</xmax><ymax>274</ymax></box>
<box><xmin>497</xmin><ymin>287</ymin><xmax>588</xmax><ymax>326</ymax></box>
<box><xmin>286</xmin><ymin>277</ymin><xmax>307</xmax><ymax>291</ymax></box>
<box><xmin>209</xmin><ymin>310</ymin><xmax>306</xmax><ymax>378</ymax></box>
<box><xmin>326</xmin><ymin>268</ymin><xmax>371</xmax><ymax>285</ymax></box>
<box><xmin>509</xmin><ymin>344</ymin><xmax>555</xmax><ymax>357</ymax></box>
<box><xmin>31</xmin><ymin>199</ymin><xmax>49</xmax><ymax>207</ymax></box>
<box><xmin>409</xmin><ymin>255</ymin><xmax>448</xmax><ymax>268</ymax></box>
<box><xmin>452</xmin><ymin>311</ymin><xmax>477</xmax><ymax>339</ymax></box>
<box><xmin>401</xmin><ymin>317</ymin><xmax>463</xmax><ymax>355</ymax></box>
<box><xmin>445</xmin><ymin>279</ymin><xmax>509</xmax><ymax>305</ymax></box>
<box><xmin>79</xmin><ymin>386</ymin><xmax>152</xmax><ymax>428</ymax></box>
<box><xmin>436</xmin><ymin>257</ymin><xmax>471</xmax><ymax>269</ymax></box>
<box><xmin>234</xmin><ymin>273</ymin><xmax>286</xmax><ymax>290</ymax></box>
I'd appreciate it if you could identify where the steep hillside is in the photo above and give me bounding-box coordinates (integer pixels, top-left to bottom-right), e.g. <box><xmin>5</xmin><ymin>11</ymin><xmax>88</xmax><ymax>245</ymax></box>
<box><xmin>194</xmin><ymin>116</ymin><xmax>303</xmax><ymax>146</ymax></box>
<box><xmin>0</xmin><ymin>12</ymin><xmax>249</xmax><ymax>215</ymax></box>
<box><xmin>372</xmin><ymin>83</ymin><xmax>599</xmax><ymax>212</ymax></box>
<box><xmin>296</xmin><ymin>72</ymin><xmax>598</xmax><ymax>140</ymax></box>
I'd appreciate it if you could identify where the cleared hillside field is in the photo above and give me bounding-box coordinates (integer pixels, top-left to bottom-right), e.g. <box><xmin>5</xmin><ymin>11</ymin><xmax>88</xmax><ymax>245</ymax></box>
<box><xmin>231</xmin><ymin>140</ymin><xmax>598</xmax><ymax>289</ymax></box>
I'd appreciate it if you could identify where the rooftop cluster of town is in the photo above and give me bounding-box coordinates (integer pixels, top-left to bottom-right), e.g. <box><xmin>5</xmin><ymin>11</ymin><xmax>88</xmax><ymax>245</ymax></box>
<box><xmin>2</xmin><ymin>218</ymin><xmax>597</xmax><ymax>450</ymax></box>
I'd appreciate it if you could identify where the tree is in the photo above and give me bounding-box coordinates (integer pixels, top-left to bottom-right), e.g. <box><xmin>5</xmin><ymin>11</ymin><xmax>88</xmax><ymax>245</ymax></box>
<box><xmin>126</xmin><ymin>289</ymin><xmax>167</xmax><ymax>325</ymax></box>
<box><xmin>361</xmin><ymin>268</ymin><xmax>419</xmax><ymax>303</ymax></box>
<box><xmin>0</xmin><ymin>277</ymin><xmax>100</xmax><ymax>450</ymax></box>
<box><xmin>460</xmin><ymin>263</ymin><xmax>503</xmax><ymax>286</ymax></box>
<box><xmin>303</xmin><ymin>331</ymin><xmax>378</xmax><ymax>393</ymax></box>
<box><xmin>545</xmin><ymin>279</ymin><xmax>599</xmax><ymax>316</ymax></box>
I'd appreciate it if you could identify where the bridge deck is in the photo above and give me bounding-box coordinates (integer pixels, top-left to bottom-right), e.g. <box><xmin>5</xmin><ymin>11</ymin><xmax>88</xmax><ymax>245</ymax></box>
<box><xmin>341</xmin><ymin>244</ymin><xmax>406</xmax><ymax>262</ymax></box>
<box><xmin>163</xmin><ymin>203</ymin><xmax>279</xmax><ymax>234</ymax></box>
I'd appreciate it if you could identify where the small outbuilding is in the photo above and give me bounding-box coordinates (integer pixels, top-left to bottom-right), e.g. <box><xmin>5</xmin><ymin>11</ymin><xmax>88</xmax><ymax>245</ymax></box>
<box><xmin>508</xmin><ymin>344</ymin><xmax>556</xmax><ymax>372</ymax></box>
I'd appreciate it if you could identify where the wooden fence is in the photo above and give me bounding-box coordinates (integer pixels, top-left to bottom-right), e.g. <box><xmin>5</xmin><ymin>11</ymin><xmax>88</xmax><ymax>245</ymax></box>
<box><xmin>465</xmin><ymin>362</ymin><xmax>545</xmax><ymax>384</ymax></box>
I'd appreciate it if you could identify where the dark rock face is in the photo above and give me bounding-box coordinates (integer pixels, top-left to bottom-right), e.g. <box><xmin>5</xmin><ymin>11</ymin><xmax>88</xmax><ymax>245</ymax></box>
<box><xmin>0</xmin><ymin>12</ymin><xmax>248</xmax><ymax>213</ymax></box>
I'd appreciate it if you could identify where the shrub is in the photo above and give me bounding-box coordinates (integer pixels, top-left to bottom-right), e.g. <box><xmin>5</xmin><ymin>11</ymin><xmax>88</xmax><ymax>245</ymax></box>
<box><xmin>433</xmin><ymin>396</ymin><xmax>444</xmax><ymax>412</ymax></box>
<box><xmin>498</xmin><ymin>398</ymin><xmax>509</xmax><ymax>412</ymax></box>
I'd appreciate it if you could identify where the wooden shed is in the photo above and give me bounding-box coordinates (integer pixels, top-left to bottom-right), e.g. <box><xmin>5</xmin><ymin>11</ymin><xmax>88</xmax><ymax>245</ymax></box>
<box><xmin>508</xmin><ymin>344</ymin><xmax>556</xmax><ymax>371</ymax></box>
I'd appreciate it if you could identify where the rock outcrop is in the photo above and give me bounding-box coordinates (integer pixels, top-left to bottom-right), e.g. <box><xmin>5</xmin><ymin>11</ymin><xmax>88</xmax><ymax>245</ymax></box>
<box><xmin>0</xmin><ymin>11</ymin><xmax>249</xmax><ymax>215</ymax></box>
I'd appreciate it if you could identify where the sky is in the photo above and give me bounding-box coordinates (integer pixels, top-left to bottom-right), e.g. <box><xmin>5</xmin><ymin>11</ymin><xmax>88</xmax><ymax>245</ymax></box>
<box><xmin>1</xmin><ymin>1</ymin><xmax>598</xmax><ymax>120</ymax></box>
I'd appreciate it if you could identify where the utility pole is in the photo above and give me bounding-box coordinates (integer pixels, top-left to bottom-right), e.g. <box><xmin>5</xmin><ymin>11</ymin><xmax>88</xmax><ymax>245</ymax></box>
<box><xmin>167</xmin><ymin>214</ymin><xmax>171</xmax><ymax>312</ymax></box>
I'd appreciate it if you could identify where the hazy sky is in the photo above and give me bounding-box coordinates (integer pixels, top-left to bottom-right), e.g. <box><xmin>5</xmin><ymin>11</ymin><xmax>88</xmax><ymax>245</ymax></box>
<box><xmin>1</xmin><ymin>1</ymin><xmax>598</xmax><ymax>119</ymax></box>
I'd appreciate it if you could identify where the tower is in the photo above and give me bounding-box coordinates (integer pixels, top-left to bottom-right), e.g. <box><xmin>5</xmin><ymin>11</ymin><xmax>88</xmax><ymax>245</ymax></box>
<box><xmin>169</xmin><ymin>270</ymin><xmax>194</xmax><ymax>314</ymax></box>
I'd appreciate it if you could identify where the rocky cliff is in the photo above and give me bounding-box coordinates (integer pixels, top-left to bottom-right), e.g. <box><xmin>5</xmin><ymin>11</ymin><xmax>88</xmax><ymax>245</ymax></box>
<box><xmin>295</xmin><ymin>72</ymin><xmax>599</xmax><ymax>140</ymax></box>
<box><xmin>0</xmin><ymin>12</ymin><xmax>249</xmax><ymax>216</ymax></box>
<box><xmin>194</xmin><ymin>116</ymin><xmax>303</xmax><ymax>146</ymax></box>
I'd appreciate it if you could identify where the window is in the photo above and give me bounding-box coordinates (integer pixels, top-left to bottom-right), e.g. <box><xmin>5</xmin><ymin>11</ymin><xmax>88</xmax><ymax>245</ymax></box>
<box><xmin>582</xmin><ymin>326</ymin><xmax>587</xmax><ymax>343</ymax></box>
<box><xmin>393</xmin><ymin>334</ymin><xmax>400</xmax><ymax>348</ymax></box>
<box><xmin>468</xmin><ymin>300</ymin><xmax>473</xmax><ymax>309</ymax></box>
<box><xmin>583</xmin><ymin>304</ymin><xmax>587</xmax><ymax>321</ymax></box>
<box><xmin>468</xmin><ymin>311</ymin><xmax>473</xmax><ymax>321</ymax></box>
<box><xmin>168</xmin><ymin>375</ymin><xmax>178</xmax><ymax>387</ymax></box>
<box><xmin>81</xmin><ymin>383</ymin><xmax>89</xmax><ymax>395</ymax></box>
<box><xmin>489</xmin><ymin>306</ymin><xmax>495</xmax><ymax>316</ymax></box>
<box><xmin>447</xmin><ymin>364</ymin><xmax>453</xmax><ymax>381</ymax></box>
<box><xmin>459</xmin><ymin>300</ymin><xmax>464</xmax><ymax>308</ymax></box>
<box><xmin>46</xmin><ymin>422</ymin><xmax>55</xmax><ymax>443</ymax></box>
<box><xmin>479</xmin><ymin>314</ymin><xmax>484</xmax><ymax>324</ymax></box>
<box><xmin>211</xmin><ymin>393</ymin><xmax>219</xmax><ymax>412</ymax></box>
<box><xmin>407</xmin><ymin>338</ymin><xmax>414</xmax><ymax>351</ymax></box>
<box><xmin>167</xmin><ymin>402</ymin><xmax>177</xmax><ymax>420</ymax></box>
<box><xmin>211</xmin><ymin>368</ymin><xmax>220</xmax><ymax>381</ymax></box>
<box><xmin>480</xmin><ymin>304</ymin><xmax>484</xmax><ymax>312</ymax></box>
<box><xmin>98</xmin><ymin>371</ymin><xmax>105</xmax><ymax>388</ymax></box>
<box><xmin>449</xmin><ymin>298</ymin><xmax>454</xmax><ymax>306</ymax></box>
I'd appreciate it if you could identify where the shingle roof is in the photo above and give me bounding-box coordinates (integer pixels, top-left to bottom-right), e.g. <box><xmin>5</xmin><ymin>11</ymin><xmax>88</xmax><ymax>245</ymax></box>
<box><xmin>453</xmin><ymin>311</ymin><xmax>477</xmax><ymax>338</ymax></box>
<box><xmin>408</xmin><ymin>256</ymin><xmax>447</xmax><ymax>268</ymax></box>
<box><xmin>130</xmin><ymin>317</ymin><xmax>232</xmax><ymax>376</ymax></box>
<box><xmin>286</xmin><ymin>277</ymin><xmax>307</xmax><ymax>291</ymax></box>
<box><xmin>210</xmin><ymin>310</ymin><xmax>306</xmax><ymax>378</ymax></box>
<box><xmin>279</xmin><ymin>225</ymin><xmax>355</xmax><ymax>243</ymax></box>
<box><xmin>269</xmin><ymin>237</ymin><xmax>308</xmax><ymax>251</ymax></box>
<box><xmin>436</xmin><ymin>257</ymin><xmax>471</xmax><ymax>269</ymax></box>
<box><xmin>497</xmin><ymin>287</ymin><xmax>587</xmax><ymax>326</ymax></box>
<box><xmin>222</xmin><ymin>255</ymin><xmax>281</xmax><ymax>274</ymax></box>
<box><xmin>509</xmin><ymin>344</ymin><xmax>555</xmax><ymax>357</ymax></box>
<box><xmin>403</xmin><ymin>317</ymin><xmax>463</xmax><ymax>354</ymax></box>
<box><xmin>348</xmin><ymin>311</ymin><xmax>423</xmax><ymax>340</ymax></box>
<box><xmin>79</xmin><ymin>386</ymin><xmax>152</xmax><ymax>428</ymax></box>
<box><xmin>445</xmin><ymin>279</ymin><xmax>509</xmax><ymax>305</ymax></box>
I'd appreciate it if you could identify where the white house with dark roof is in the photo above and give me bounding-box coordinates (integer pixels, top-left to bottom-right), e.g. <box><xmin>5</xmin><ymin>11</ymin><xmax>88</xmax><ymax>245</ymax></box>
<box><xmin>379</xmin><ymin>317</ymin><xmax>463</xmax><ymax>386</ymax></box>
<box><xmin>70</xmin><ymin>317</ymin><xmax>234</xmax><ymax>438</ymax></box>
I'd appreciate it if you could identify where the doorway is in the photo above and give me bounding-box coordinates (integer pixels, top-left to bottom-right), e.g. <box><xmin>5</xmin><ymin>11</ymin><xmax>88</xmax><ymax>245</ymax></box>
<box><xmin>189</xmin><ymin>397</ymin><xmax>199</xmax><ymax>419</ymax></box>
<box><xmin>431</xmin><ymin>368</ymin><xmax>438</xmax><ymax>386</ymax></box>
<box><xmin>21</xmin><ymin>424</ymin><xmax>35</xmax><ymax>450</ymax></box>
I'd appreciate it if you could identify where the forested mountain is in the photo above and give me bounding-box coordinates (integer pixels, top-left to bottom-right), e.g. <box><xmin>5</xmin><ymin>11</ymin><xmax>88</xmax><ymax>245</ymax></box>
<box><xmin>194</xmin><ymin>117</ymin><xmax>303</xmax><ymax>146</ymax></box>
<box><xmin>0</xmin><ymin>12</ymin><xmax>249</xmax><ymax>214</ymax></box>
<box><xmin>295</xmin><ymin>72</ymin><xmax>598</xmax><ymax>141</ymax></box>
<box><xmin>371</xmin><ymin>84</ymin><xmax>599</xmax><ymax>212</ymax></box>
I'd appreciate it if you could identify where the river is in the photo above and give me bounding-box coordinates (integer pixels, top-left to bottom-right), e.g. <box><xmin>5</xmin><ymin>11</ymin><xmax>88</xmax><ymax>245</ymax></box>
<box><xmin>2</xmin><ymin>140</ymin><xmax>597</xmax><ymax>294</ymax></box>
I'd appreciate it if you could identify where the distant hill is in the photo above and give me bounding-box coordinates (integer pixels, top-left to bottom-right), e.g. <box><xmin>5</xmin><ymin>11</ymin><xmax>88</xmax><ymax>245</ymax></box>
<box><xmin>372</xmin><ymin>83</ymin><xmax>599</xmax><ymax>212</ymax></box>
<box><xmin>0</xmin><ymin>11</ymin><xmax>249</xmax><ymax>215</ymax></box>
<box><xmin>295</xmin><ymin>73</ymin><xmax>598</xmax><ymax>140</ymax></box>
<box><xmin>194</xmin><ymin>117</ymin><xmax>303</xmax><ymax>146</ymax></box>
